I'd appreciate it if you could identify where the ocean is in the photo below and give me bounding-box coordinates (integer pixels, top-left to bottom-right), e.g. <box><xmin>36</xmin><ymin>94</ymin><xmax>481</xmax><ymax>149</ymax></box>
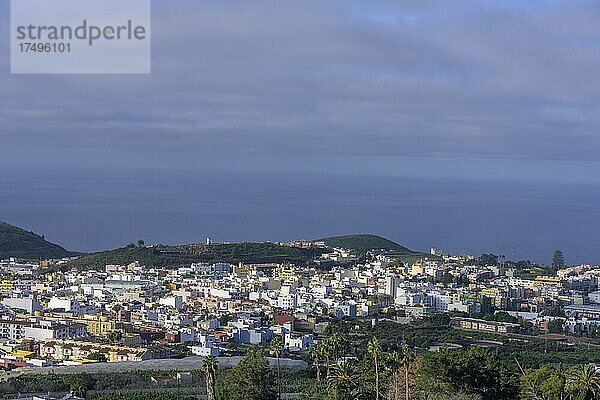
<box><xmin>1</xmin><ymin>167</ymin><xmax>599</xmax><ymax>265</ymax></box>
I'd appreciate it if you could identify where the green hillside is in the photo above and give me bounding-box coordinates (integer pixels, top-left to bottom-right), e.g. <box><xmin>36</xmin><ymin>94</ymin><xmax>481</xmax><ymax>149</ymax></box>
<box><xmin>0</xmin><ymin>221</ymin><xmax>74</xmax><ymax>260</ymax></box>
<box><xmin>65</xmin><ymin>242</ymin><xmax>320</xmax><ymax>270</ymax></box>
<box><xmin>316</xmin><ymin>234</ymin><xmax>416</xmax><ymax>254</ymax></box>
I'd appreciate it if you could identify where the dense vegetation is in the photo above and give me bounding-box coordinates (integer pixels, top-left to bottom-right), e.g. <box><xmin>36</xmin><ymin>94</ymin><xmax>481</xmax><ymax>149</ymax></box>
<box><xmin>0</xmin><ymin>369</ymin><xmax>189</xmax><ymax>394</ymax></box>
<box><xmin>87</xmin><ymin>392</ymin><xmax>197</xmax><ymax>400</ymax></box>
<box><xmin>295</xmin><ymin>323</ymin><xmax>600</xmax><ymax>400</ymax></box>
<box><xmin>328</xmin><ymin>319</ymin><xmax>600</xmax><ymax>369</ymax></box>
<box><xmin>65</xmin><ymin>234</ymin><xmax>429</xmax><ymax>270</ymax></box>
<box><xmin>217</xmin><ymin>349</ymin><xmax>277</xmax><ymax>400</ymax></box>
<box><xmin>0</xmin><ymin>220</ymin><xmax>74</xmax><ymax>260</ymax></box>
<box><xmin>465</xmin><ymin>252</ymin><xmax>568</xmax><ymax>278</ymax></box>
<box><xmin>65</xmin><ymin>242</ymin><xmax>321</xmax><ymax>270</ymax></box>
<box><xmin>7</xmin><ymin>323</ymin><xmax>600</xmax><ymax>400</ymax></box>
<box><xmin>315</xmin><ymin>234</ymin><xmax>416</xmax><ymax>254</ymax></box>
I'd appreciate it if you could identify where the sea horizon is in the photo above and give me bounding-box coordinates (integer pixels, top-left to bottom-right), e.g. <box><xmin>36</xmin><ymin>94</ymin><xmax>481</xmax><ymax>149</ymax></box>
<box><xmin>2</xmin><ymin>165</ymin><xmax>599</xmax><ymax>265</ymax></box>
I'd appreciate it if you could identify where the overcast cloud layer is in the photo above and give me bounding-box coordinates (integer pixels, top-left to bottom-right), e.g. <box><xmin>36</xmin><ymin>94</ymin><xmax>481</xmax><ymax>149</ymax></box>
<box><xmin>2</xmin><ymin>0</ymin><xmax>600</xmax><ymax>178</ymax></box>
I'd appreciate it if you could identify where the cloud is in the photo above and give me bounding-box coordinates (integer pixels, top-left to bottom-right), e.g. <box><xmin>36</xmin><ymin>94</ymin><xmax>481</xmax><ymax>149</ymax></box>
<box><xmin>2</xmin><ymin>0</ymin><xmax>600</xmax><ymax>174</ymax></box>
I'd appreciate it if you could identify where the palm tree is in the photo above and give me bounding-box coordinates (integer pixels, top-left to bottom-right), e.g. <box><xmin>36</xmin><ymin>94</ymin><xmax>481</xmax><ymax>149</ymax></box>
<box><xmin>367</xmin><ymin>336</ymin><xmax>382</xmax><ymax>400</ymax></box>
<box><xmin>570</xmin><ymin>364</ymin><xmax>600</xmax><ymax>400</ymax></box>
<box><xmin>318</xmin><ymin>331</ymin><xmax>348</xmax><ymax>382</ymax></box>
<box><xmin>201</xmin><ymin>355</ymin><xmax>218</xmax><ymax>400</ymax></box>
<box><xmin>310</xmin><ymin>342</ymin><xmax>324</xmax><ymax>383</ymax></box>
<box><xmin>270</xmin><ymin>335</ymin><xmax>284</xmax><ymax>400</ymax></box>
<box><xmin>331</xmin><ymin>332</ymin><xmax>345</xmax><ymax>359</ymax></box>
<box><xmin>400</xmin><ymin>345</ymin><xmax>415</xmax><ymax>400</ymax></box>
<box><xmin>389</xmin><ymin>345</ymin><xmax>414</xmax><ymax>400</ymax></box>
<box><xmin>328</xmin><ymin>360</ymin><xmax>357</xmax><ymax>400</ymax></box>
<box><xmin>323</xmin><ymin>336</ymin><xmax>334</xmax><ymax>378</ymax></box>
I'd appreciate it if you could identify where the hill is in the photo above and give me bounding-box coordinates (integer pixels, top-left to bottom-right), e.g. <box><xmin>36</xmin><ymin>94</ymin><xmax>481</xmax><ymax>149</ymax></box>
<box><xmin>0</xmin><ymin>221</ymin><xmax>74</xmax><ymax>260</ymax></box>
<box><xmin>65</xmin><ymin>242</ymin><xmax>321</xmax><ymax>270</ymax></box>
<box><xmin>315</xmin><ymin>234</ymin><xmax>416</xmax><ymax>254</ymax></box>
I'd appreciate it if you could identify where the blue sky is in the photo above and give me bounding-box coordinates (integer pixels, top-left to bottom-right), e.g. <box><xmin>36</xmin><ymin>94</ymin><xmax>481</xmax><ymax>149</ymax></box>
<box><xmin>2</xmin><ymin>0</ymin><xmax>600</xmax><ymax>182</ymax></box>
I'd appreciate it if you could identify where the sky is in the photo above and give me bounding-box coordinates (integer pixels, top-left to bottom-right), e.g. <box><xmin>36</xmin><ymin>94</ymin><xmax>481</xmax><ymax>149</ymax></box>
<box><xmin>1</xmin><ymin>0</ymin><xmax>600</xmax><ymax>179</ymax></box>
<box><xmin>2</xmin><ymin>1</ymin><xmax>600</xmax><ymax>262</ymax></box>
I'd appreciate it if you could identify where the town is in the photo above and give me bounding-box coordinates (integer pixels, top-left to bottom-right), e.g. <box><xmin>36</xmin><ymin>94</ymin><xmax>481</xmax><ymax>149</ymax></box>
<box><xmin>1</xmin><ymin>233</ymin><xmax>599</xmax><ymax>399</ymax></box>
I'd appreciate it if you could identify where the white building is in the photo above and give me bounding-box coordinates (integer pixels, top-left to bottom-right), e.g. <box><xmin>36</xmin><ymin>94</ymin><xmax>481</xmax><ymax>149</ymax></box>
<box><xmin>48</xmin><ymin>297</ymin><xmax>80</xmax><ymax>314</ymax></box>
<box><xmin>284</xmin><ymin>332</ymin><xmax>314</xmax><ymax>351</ymax></box>
<box><xmin>2</xmin><ymin>297</ymin><xmax>42</xmax><ymax>314</ymax></box>
<box><xmin>190</xmin><ymin>343</ymin><xmax>219</xmax><ymax>356</ymax></box>
<box><xmin>159</xmin><ymin>296</ymin><xmax>183</xmax><ymax>309</ymax></box>
<box><xmin>0</xmin><ymin>320</ymin><xmax>28</xmax><ymax>340</ymax></box>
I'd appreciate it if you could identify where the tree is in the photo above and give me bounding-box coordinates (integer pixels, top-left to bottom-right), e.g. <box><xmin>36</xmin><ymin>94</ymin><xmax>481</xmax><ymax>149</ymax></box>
<box><xmin>542</xmin><ymin>306</ymin><xmax>565</xmax><ymax>318</ymax></box>
<box><xmin>86</xmin><ymin>352</ymin><xmax>107</xmax><ymax>362</ymax></box>
<box><xmin>388</xmin><ymin>345</ymin><xmax>415</xmax><ymax>400</ymax></box>
<box><xmin>367</xmin><ymin>336</ymin><xmax>383</xmax><ymax>400</ymax></box>
<box><xmin>323</xmin><ymin>332</ymin><xmax>346</xmax><ymax>378</ymax></box>
<box><xmin>413</xmin><ymin>348</ymin><xmax>516</xmax><ymax>400</ymax></box>
<box><xmin>106</xmin><ymin>330</ymin><xmax>122</xmax><ymax>343</ymax></box>
<box><xmin>137</xmin><ymin>239</ymin><xmax>145</xmax><ymax>247</ymax></box>
<box><xmin>70</xmin><ymin>384</ymin><xmax>87</xmax><ymax>398</ymax></box>
<box><xmin>270</xmin><ymin>335</ymin><xmax>284</xmax><ymax>400</ymax></box>
<box><xmin>310</xmin><ymin>342</ymin><xmax>324</xmax><ymax>383</ymax></box>
<box><xmin>520</xmin><ymin>365</ymin><xmax>569</xmax><ymax>400</ymax></box>
<box><xmin>399</xmin><ymin>345</ymin><xmax>414</xmax><ymax>400</ymax></box>
<box><xmin>219</xmin><ymin>349</ymin><xmax>277</xmax><ymax>400</ymax></box>
<box><xmin>454</xmin><ymin>274</ymin><xmax>470</xmax><ymax>286</ymax></box>
<box><xmin>494</xmin><ymin>312</ymin><xmax>518</xmax><ymax>324</ymax></box>
<box><xmin>219</xmin><ymin>314</ymin><xmax>233</xmax><ymax>326</ymax></box>
<box><xmin>328</xmin><ymin>332</ymin><xmax>345</xmax><ymax>361</ymax></box>
<box><xmin>478</xmin><ymin>254</ymin><xmax>499</xmax><ymax>266</ymax></box>
<box><xmin>327</xmin><ymin>360</ymin><xmax>357</xmax><ymax>400</ymax></box>
<box><xmin>569</xmin><ymin>364</ymin><xmax>600</xmax><ymax>400</ymax></box>
<box><xmin>552</xmin><ymin>250</ymin><xmax>565</xmax><ymax>269</ymax></box>
<box><xmin>202</xmin><ymin>355</ymin><xmax>218</xmax><ymax>400</ymax></box>
<box><xmin>547</xmin><ymin>319</ymin><xmax>564</xmax><ymax>334</ymax></box>
<box><xmin>440</xmin><ymin>273</ymin><xmax>454</xmax><ymax>285</ymax></box>
<box><xmin>65</xmin><ymin>374</ymin><xmax>95</xmax><ymax>398</ymax></box>
<box><xmin>426</xmin><ymin>313</ymin><xmax>451</xmax><ymax>327</ymax></box>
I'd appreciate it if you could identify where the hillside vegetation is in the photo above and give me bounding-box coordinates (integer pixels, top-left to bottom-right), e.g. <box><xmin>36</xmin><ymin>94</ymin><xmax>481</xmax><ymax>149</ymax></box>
<box><xmin>0</xmin><ymin>221</ymin><xmax>74</xmax><ymax>260</ymax></box>
<box><xmin>66</xmin><ymin>242</ymin><xmax>320</xmax><ymax>270</ymax></box>
<box><xmin>65</xmin><ymin>234</ymin><xmax>430</xmax><ymax>270</ymax></box>
<box><xmin>1</xmin><ymin>222</ymin><xmax>432</xmax><ymax>268</ymax></box>
<box><xmin>316</xmin><ymin>234</ymin><xmax>415</xmax><ymax>254</ymax></box>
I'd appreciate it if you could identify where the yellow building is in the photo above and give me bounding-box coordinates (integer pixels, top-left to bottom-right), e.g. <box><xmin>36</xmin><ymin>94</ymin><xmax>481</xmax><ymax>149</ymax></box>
<box><xmin>534</xmin><ymin>276</ymin><xmax>562</xmax><ymax>286</ymax></box>
<box><xmin>73</xmin><ymin>358</ymin><xmax>100</xmax><ymax>364</ymax></box>
<box><xmin>450</xmin><ymin>292</ymin><xmax>462</xmax><ymax>303</ymax></box>
<box><xmin>277</xmin><ymin>265</ymin><xmax>296</xmax><ymax>280</ymax></box>
<box><xmin>87</xmin><ymin>317</ymin><xmax>116</xmax><ymax>337</ymax></box>
<box><xmin>410</xmin><ymin>260</ymin><xmax>424</xmax><ymax>276</ymax></box>
<box><xmin>233</xmin><ymin>263</ymin><xmax>251</xmax><ymax>277</ymax></box>
<box><xmin>9</xmin><ymin>350</ymin><xmax>34</xmax><ymax>361</ymax></box>
<box><xmin>480</xmin><ymin>287</ymin><xmax>501</xmax><ymax>297</ymax></box>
